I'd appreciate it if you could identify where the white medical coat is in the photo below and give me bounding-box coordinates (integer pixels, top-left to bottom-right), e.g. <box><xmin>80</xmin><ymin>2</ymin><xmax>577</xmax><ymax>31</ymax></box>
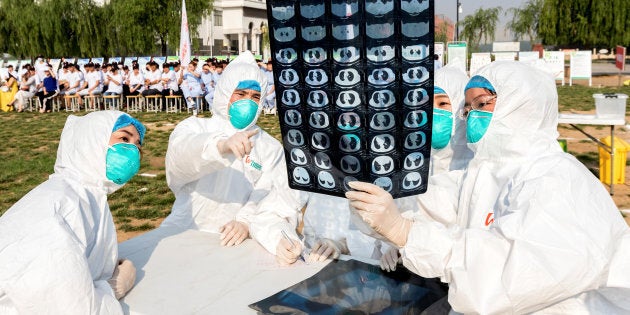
<box><xmin>162</xmin><ymin>52</ymin><xmax>292</xmax><ymax>253</ymax></box>
<box><xmin>401</xmin><ymin>62</ymin><xmax>630</xmax><ymax>314</ymax></box>
<box><xmin>0</xmin><ymin>111</ymin><xmax>131</xmax><ymax>314</ymax></box>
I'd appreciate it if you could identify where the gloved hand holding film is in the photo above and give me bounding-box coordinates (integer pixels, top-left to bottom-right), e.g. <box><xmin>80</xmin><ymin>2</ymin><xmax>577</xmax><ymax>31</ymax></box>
<box><xmin>107</xmin><ymin>259</ymin><xmax>136</xmax><ymax>300</ymax></box>
<box><xmin>345</xmin><ymin>181</ymin><xmax>412</xmax><ymax>248</ymax></box>
<box><xmin>216</xmin><ymin>129</ymin><xmax>258</xmax><ymax>159</ymax></box>
<box><xmin>308</xmin><ymin>238</ymin><xmax>348</xmax><ymax>262</ymax></box>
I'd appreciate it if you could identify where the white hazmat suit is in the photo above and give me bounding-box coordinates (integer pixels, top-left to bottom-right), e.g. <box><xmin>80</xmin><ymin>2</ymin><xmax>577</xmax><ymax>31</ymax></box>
<box><xmin>0</xmin><ymin>111</ymin><xmax>136</xmax><ymax>314</ymax></box>
<box><xmin>161</xmin><ymin>52</ymin><xmax>292</xmax><ymax>251</ymax></box>
<box><xmin>430</xmin><ymin>65</ymin><xmax>473</xmax><ymax>175</ymax></box>
<box><xmin>400</xmin><ymin>62</ymin><xmax>630</xmax><ymax>313</ymax></box>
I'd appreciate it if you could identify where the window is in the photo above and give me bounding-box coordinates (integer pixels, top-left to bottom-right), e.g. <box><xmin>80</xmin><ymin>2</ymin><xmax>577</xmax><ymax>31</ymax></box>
<box><xmin>214</xmin><ymin>11</ymin><xmax>223</xmax><ymax>26</ymax></box>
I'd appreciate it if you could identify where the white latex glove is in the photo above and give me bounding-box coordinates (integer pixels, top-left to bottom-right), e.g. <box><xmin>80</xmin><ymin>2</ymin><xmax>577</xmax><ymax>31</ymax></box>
<box><xmin>276</xmin><ymin>237</ymin><xmax>302</xmax><ymax>266</ymax></box>
<box><xmin>380</xmin><ymin>247</ymin><xmax>401</xmax><ymax>272</ymax></box>
<box><xmin>216</xmin><ymin>129</ymin><xmax>259</xmax><ymax>159</ymax></box>
<box><xmin>107</xmin><ymin>259</ymin><xmax>136</xmax><ymax>300</ymax></box>
<box><xmin>345</xmin><ymin>181</ymin><xmax>412</xmax><ymax>247</ymax></box>
<box><xmin>308</xmin><ymin>238</ymin><xmax>347</xmax><ymax>262</ymax></box>
<box><xmin>219</xmin><ymin>220</ymin><xmax>249</xmax><ymax>246</ymax></box>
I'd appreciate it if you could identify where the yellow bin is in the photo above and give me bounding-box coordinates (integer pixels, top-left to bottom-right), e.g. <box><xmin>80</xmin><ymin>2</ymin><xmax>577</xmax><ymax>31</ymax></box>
<box><xmin>599</xmin><ymin>136</ymin><xmax>630</xmax><ymax>184</ymax></box>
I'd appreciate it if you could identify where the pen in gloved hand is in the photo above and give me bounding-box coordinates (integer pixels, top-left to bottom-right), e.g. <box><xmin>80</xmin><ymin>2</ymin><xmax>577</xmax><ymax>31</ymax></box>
<box><xmin>281</xmin><ymin>230</ymin><xmax>307</xmax><ymax>263</ymax></box>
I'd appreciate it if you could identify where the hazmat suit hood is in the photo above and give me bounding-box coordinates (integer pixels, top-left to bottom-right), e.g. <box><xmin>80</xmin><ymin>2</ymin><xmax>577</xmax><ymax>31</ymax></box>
<box><xmin>53</xmin><ymin>110</ymin><xmax>135</xmax><ymax>195</ymax></box>
<box><xmin>400</xmin><ymin>61</ymin><xmax>630</xmax><ymax>314</ymax></box>
<box><xmin>431</xmin><ymin>65</ymin><xmax>472</xmax><ymax>174</ymax></box>
<box><xmin>211</xmin><ymin>51</ymin><xmax>268</xmax><ymax>135</ymax></box>
<box><xmin>467</xmin><ymin>61</ymin><xmax>561</xmax><ymax>163</ymax></box>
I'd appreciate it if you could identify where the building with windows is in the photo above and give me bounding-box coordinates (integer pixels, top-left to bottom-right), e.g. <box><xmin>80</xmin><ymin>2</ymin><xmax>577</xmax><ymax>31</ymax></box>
<box><xmin>196</xmin><ymin>0</ymin><xmax>268</xmax><ymax>59</ymax></box>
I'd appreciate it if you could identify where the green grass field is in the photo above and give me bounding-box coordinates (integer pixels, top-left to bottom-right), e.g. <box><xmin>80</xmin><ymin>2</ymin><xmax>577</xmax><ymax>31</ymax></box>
<box><xmin>0</xmin><ymin>84</ymin><xmax>628</xmax><ymax>232</ymax></box>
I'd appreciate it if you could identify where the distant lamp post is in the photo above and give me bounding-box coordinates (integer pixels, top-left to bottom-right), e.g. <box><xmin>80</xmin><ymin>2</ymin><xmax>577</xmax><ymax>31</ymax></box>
<box><xmin>455</xmin><ymin>1</ymin><xmax>462</xmax><ymax>41</ymax></box>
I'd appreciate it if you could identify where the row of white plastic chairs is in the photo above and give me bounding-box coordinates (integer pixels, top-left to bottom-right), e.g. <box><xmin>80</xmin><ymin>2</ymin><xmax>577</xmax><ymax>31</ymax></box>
<box><xmin>23</xmin><ymin>94</ymin><xmax>206</xmax><ymax>114</ymax></box>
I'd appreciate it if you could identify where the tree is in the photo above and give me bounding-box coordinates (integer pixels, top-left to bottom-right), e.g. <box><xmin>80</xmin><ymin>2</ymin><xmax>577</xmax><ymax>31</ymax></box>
<box><xmin>109</xmin><ymin>0</ymin><xmax>212</xmax><ymax>56</ymax></box>
<box><xmin>460</xmin><ymin>7</ymin><xmax>502</xmax><ymax>52</ymax></box>
<box><xmin>506</xmin><ymin>0</ymin><xmax>543</xmax><ymax>48</ymax></box>
<box><xmin>0</xmin><ymin>0</ymin><xmax>213</xmax><ymax>59</ymax></box>
<box><xmin>539</xmin><ymin>0</ymin><xmax>630</xmax><ymax>48</ymax></box>
<box><xmin>435</xmin><ymin>19</ymin><xmax>450</xmax><ymax>44</ymax></box>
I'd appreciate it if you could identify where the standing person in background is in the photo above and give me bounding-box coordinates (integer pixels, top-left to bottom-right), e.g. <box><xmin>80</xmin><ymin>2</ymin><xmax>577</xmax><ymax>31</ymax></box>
<box><xmin>34</xmin><ymin>65</ymin><xmax>58</xmax><ymax>113</ymax></box>
<box><xmin>0</xmin><ymin>111</ymin><xmax>146</xmax><ymax>314</ymax></box>
<box><xmin>258</xmin><ymin>58</ymin><xmax>275</xmax><ymax>114</ymax></box>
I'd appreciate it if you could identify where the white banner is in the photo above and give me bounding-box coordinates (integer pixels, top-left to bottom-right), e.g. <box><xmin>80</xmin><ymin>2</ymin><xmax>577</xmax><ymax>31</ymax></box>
<box><xmin>570</xmin><ymin>50</ymin><xmax>592</xmax><ymax>86</ymax></box>
<box><xmin>447</xmin><ymin>41</ymin><xmax>467</xmax><ymax>73</ymax></box>
<box><xmin>469</xmin><ymin>53</ymin><xmax>492</xmax><ymax>75</ymax></box>
<box><xmin>543</xmin><ymin>51</ymin><xmax>565</xmax><ymax>84</ymax></box>
<box><xmin>179</xmin><ymin>0</ymin><xmax>191</xmax><ymax>67</ymax></box>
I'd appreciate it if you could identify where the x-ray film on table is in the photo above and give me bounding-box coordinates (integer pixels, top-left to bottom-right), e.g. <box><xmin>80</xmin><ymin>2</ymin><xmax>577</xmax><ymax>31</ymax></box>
<box><xmin>249</xmin><ymin>259</ymin><xmax>448</xmax><ymax>314</ymax></box>
<box><xmin>268</xmin><ymin>0</ymin><xmax>435</xmax><ymax>198</ymax></box>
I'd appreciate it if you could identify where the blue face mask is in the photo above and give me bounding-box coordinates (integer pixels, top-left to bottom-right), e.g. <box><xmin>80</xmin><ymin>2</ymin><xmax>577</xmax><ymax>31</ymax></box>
<box><xmin>431</xmin><ymin>108</ymin><xmax>453</xmax><ymax>149</ymax></box>
<box><xmin>106</xmin><ymin>143</ymin><xmax>141</xmax><ymax>185</ymax></box>
<box><xmin>228</xmin><ymin>99</ymin><xmax>259</xmax><ymax>129</ymax></box>
<box><xmin>466</xmin><ymin>110</ymin><xmax>493</xmax><ymax>143</ymax></box>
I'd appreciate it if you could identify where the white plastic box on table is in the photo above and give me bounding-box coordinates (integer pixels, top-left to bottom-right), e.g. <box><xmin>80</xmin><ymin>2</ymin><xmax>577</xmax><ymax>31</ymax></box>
<box><xmin>594</xmin><ymin>93</ymin><xmax>628</xmax><ymax>118</ymax></box>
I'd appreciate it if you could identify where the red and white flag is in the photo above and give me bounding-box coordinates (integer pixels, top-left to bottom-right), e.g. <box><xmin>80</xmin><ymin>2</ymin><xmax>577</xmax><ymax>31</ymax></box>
<box><xmin>179</xmin><ymin>0</ymin><xmax>191</xmax><ymax>67</ymax></box>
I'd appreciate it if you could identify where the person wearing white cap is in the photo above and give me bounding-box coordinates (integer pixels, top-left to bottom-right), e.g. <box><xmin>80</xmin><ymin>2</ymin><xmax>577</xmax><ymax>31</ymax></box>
<box><xmin>346</xmin><ymin>62</ymin><xmax>630</xmax><ymax>314</ymax></box>
<box><xmin>162</xmin><ymin>51</ymin><xmax>300</xmax><ymax>265</ymax></box>
<box><xmin>0</xmin><ymin>111</ymin><xmax>146</xmax><ymax>314</ymax></box>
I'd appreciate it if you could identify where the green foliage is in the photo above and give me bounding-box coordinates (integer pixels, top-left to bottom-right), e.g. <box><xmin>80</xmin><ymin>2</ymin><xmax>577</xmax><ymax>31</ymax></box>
<box><xmin>435</xmin><ymin>20</ymin><xmax>450</xmax><ymax>44</ymax></box>
<box><xmin>460</xmin><ymin>7</ymin><xmax>502</xmax><ymax>52</ymax></box>
<box><xmin>539</xmin><ymin>0</ymin><xmax>630</xmax><ymax>48</ymax></box>
<box><xmin>506</xmin><ymin>0</ymin><xmax>543</xmax><ymax>47</ymax></box>
<box><xmin>0</xmin><ymin>0</ymin><xmax>213</xmax><ymax>58</ymax></box>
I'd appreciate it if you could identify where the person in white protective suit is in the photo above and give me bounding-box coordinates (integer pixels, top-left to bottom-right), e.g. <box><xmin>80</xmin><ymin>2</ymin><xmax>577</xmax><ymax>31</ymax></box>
<box><xmin>346</xmin><ymin>61</ymin><xmax>630</xmax><ymax>314</ymax></box>
<box><xmin>380</xmin><ymin>65</ymin><xmax>473</xmax><ymax>272</ymax></box>
<box><xmin>161</xmin><ymin>51</ymin><xmax>299</xmax><ymax>259</ymax></box>
<box><xmin>0</xmin><ymin>111</ymin><xmax>146</xmax><ymax>314</ymax></box>
<box><xmin>251</xmin><ymin>69</ymin><xmax>475</xmax><ymax>267</ymax></box>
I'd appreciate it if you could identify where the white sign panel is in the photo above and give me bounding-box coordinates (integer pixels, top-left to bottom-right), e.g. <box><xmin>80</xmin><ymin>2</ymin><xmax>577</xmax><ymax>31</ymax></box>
<box><xmin>543</xmin><ymin>51</ymin><xmax>565</xmax><ymax>85</ymax></box>
<box><xmin>518</xmin><ymin>51</ymin><xmax>539</xmax><ymax>66</ymax></box>
<box><xmin>492</xmin><ymin>41</ymin><xmax>520</xmax><ymax>52</ymax></box>
<box><xmin>469</xmin><ymin>53</ymin><xmax>492</xmax><ymax>75</ymax></box>
<box><xmin>570</xmin><ymin>50</ymin><xmax>592</xmax><ymax>86</ymax></box>
<box><xmin>493</xmin><ymin>52</ymin><xmax>516</xmax><ymax>61</ymax></box>
<box><xmin>447</xmin><ymin>41</ymin><xmax>468</xmax><ymax>73</ymax></box>
<box><xmin>434</xmin><ymin>42</ymin><xmax>445</xmax><ymax>69</ymax></box>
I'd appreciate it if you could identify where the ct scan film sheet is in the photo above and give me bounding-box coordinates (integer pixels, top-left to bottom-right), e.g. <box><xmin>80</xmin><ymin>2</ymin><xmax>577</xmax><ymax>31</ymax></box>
<box><xmin>268</xmin><ymin>0</ymin><xmax>434</xmax><ymax>198</ymax></box>
<box><xmin>249</xmin><ymin>259</ymin><xmax>448</xmax><ymax>314</ymax></box>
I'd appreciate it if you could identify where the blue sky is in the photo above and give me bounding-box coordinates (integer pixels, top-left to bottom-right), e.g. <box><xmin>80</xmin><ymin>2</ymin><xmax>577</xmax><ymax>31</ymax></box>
<box><xmin>435</xmin><ymin>0</ymin><xmax>529</xmax><ymax>41</ymax></box>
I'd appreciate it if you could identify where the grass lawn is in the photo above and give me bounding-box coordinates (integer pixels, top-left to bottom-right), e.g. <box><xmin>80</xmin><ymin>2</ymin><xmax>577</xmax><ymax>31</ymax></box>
<box><xmin>0</xmin><ymin>84</ymin><xmax>628</xmax><ymax>232</ymax></box>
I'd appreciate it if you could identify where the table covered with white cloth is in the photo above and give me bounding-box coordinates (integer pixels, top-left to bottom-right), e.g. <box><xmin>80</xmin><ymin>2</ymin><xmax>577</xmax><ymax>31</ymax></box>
<box><xmin>118</xmin><ymin>227</ymin><xmax>329</xmax><ymax>314</ymax></box>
